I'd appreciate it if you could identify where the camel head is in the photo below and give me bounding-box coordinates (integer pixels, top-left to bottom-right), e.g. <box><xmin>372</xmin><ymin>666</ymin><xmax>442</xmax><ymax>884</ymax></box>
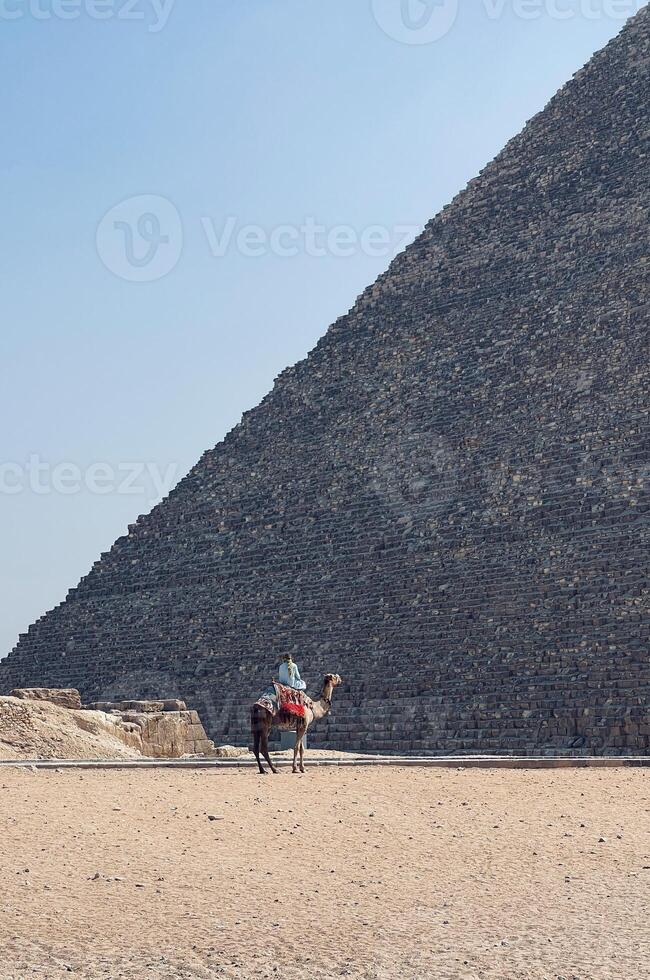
<box><xmin>311</xmin><ymin>674</ymin><xmax>342</xmax><ymax>719</ymax></box>
<box><xmin>324</xmin><ymin>673</ymin><xmax>342</xmax><ymax>688</ymax></box>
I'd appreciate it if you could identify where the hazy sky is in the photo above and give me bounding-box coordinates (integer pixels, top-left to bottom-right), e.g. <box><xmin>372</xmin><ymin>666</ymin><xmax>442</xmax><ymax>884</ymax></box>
<box><xmin>1</xmin><ymin>0</ymin><xmax>644</xmax><ymax>659</ymax></box>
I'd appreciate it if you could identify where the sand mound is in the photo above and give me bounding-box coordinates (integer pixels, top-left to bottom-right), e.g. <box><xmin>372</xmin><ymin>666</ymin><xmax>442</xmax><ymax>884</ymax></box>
<box><xmin>0</xmin><ymin>697</ymin><xmax>142</xmax><ymax>761</ymax></box>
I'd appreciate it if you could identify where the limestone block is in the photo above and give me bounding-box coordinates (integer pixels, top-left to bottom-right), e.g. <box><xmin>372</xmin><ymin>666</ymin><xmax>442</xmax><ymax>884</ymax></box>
<box><xmin>11</xmin><ymin>689</ymin><xmax>82</xmax><ymax>710</ymax></box>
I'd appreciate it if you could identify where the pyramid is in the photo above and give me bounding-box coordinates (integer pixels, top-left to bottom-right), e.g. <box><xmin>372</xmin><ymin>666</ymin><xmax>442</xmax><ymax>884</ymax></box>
<box><xmin>3</xmin><ymin>8</ymin><xmax>649</xmax><ymax>755</ymax></box>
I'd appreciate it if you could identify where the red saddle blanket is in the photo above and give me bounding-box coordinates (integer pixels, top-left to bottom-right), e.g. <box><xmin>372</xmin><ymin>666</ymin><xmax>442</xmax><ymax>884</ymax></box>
<box><xmin>255</xmin><ymin>682</ymin><xmax>310</xmax><ymax>719</ymax></box>
<box><xmin>275</xmin><ymin>682</ymin><xmax>309</xmax><ymax>718</ymax></box>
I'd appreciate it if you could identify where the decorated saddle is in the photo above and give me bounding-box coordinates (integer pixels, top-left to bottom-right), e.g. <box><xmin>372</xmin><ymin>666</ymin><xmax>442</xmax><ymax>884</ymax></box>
<box><xmin>256</xmin><ymin>681</ymin><xmax>312</xmax><ymax>719</ymax></box>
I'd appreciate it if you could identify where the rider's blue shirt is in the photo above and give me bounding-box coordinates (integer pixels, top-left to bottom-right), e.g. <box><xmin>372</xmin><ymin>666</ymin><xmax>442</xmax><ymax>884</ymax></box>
<box><xmin>279</xmin><ymin>661</ymin><xmax>307</xmax><ymax>691</ymax></box>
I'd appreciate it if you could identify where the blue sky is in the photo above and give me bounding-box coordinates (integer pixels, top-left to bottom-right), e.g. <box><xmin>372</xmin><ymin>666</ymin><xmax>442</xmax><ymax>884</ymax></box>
<box><xmin>1</xmin><ymin>0</ymin><xmax>644</xmax><ymax>659</ymax></box>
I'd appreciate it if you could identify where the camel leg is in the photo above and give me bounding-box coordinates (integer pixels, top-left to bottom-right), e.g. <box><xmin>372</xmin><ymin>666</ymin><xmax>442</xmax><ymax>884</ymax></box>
<box><xmin>261</xmin><ymin>728</ymin><xmax>278</xmax><ymax>775</ymax></box>
<box><xmin>251</xmin><ymin>710</ymin><xmax>266</xmax><ymax>774</ymax></box>
<box><xmin>292</xmin><ymin>723</ymin><xmax>306</xmax><ymax>773</ymax></box>
<box><xmin>299</xmin><ymin>729</ymin><xmax>306</xmax><ymax>773</ymax></box>
<box><xmin>253</xmin><ymin>727</ymin><xmax>266</xmax><ymax>774</ymax></box>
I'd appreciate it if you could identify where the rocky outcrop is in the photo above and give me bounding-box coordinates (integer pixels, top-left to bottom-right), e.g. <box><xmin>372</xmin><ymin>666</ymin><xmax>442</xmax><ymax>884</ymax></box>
<box><xmin>11</xmin><ymin>688</ymin><xmax>82</xmax><ymax>710</ymax></box>
<box><xmin>0</xmin><ymin>697</ymin><xmax>142</xmax><ymax>761</ymax></box>
<box><xmin>1</xmin><ymin>9</ymin><xmax>649</xmax><ymax>755</ymax></box>
<box><xmin>90</xmin><ymin>699</ymin><xmax>216</xmax><ymax>758</ymax></box>
<box><xmin>0</xmin><ymin>691</ymin><xmax>216</xmax><ymax>760</ymax></box>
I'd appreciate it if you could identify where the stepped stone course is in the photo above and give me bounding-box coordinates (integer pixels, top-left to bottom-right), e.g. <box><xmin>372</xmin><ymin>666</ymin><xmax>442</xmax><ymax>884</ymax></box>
<box><xmin>2</xmin><ymin>10</ymin><xmax>649</xmax><ymax>755</ymax></box>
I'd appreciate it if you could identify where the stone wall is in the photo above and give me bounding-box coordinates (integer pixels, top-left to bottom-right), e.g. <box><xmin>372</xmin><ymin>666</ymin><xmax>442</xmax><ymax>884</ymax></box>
<box><xmin>85</xmin><ymin>699</ymin><xmax>216</xmax><ymax>758</ymax></box>
<box><xmin>1</xmin><ymin>9</ymin><xmax>649</xmax><ymax>756</ymax></box>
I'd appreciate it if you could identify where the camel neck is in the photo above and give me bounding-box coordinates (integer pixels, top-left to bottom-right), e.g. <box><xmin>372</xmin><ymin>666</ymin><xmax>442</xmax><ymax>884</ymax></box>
<box><xmin>311</xmin><ymin>683</ymin><xmax>334</xmax><ymax>721</ymax></box>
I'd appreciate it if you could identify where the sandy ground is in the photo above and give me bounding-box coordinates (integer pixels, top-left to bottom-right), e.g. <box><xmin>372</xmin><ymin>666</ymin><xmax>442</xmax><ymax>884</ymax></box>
<box><xmin>0</xmin><ymin>766</ymin><xmax>648</xmax><ymax>980</ymax></box>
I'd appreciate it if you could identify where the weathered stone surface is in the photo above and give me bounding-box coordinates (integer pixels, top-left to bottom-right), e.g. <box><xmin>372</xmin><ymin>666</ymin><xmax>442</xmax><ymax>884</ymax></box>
<box><xmin>213</xmin><ymin>745</ymin><xmax>249</xmax><ymax>758</ymax></box>
<box><xmin>161</xmin><ymin>699</ymin><xmax>187</xmax><ymax>712</ymax></box>
<box><xmin>85</xmin><ymin>699</ymin><xmax>186</xmax><ymax>713</ymax></box>
<box><xmin>11</xmin><ymin>689</ymin><xmax>82</xmax><ymax>710</ymax></box>
<box><xmin>1</xmin><ymin>10</ymin><xmax>649</xmax><ymax>756</ymax></box>
<box><xmin>109</xmin><ymin>709</ymin><xmax>216</xmax><ymax>758</ymax></box>
<box><xmin>92</xmin><ymin>700</ymin><xmax>165</xmax><ymax>714</ymax></box>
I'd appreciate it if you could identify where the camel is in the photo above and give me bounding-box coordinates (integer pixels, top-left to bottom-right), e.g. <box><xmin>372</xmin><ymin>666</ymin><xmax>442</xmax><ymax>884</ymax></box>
<box><xmin>250</xmin><ymin>673</ymin><xmax>342</xmax><ymax>774</ymax></box>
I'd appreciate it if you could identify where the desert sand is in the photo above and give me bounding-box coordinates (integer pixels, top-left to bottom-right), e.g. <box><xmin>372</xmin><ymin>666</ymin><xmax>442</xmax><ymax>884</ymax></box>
<box><xmin>0</xmin><ymin>765</ymin><xmax>648</xmax><ymax>980</ymax></box>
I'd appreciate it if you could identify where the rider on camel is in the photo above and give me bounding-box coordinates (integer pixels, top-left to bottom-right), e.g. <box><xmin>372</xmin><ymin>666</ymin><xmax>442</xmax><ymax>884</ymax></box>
<box><xmin>278</xmin><ymin>653</ymin><xmax>307</xmax><ymax>691</ymax></box>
